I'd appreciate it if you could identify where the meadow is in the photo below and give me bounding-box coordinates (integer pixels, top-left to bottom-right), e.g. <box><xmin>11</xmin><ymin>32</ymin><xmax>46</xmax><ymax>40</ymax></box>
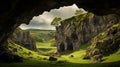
<box><xmin>0</xmin><ymin>30</ymin><xmax>120</xmax><ymax>67</ymax></box>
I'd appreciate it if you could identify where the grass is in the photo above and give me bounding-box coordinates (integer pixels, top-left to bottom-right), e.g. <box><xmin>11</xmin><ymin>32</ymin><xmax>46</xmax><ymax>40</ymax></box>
<box><xmin>26</xmin><ymin>29</ymin><xmax>55</xmax><ymax>42</ymax></box>
<box><xmin>0</xmin><ymin>40</ymin><xmax>120</xmax><ymax>67</ymax></box>
<box><xmin>103</xmin><ymin>49</ymin><xmax>120</xmax><ymax>63</ymax></box>
<box><xmin>36</xmin><ymin>42</ymin><xmax>57</xmax><ymax>55</ymax></box>
<box><xmin>7</xmin><ymin>40</ymin><xmax>48</xmax><ymax>59</ymax></box>
<box><xmin>58</xmin><ymin>45</ymin><xmax>90</xmax><ymax>63</ymax></box>
<box><xmin>1</xmin><ymin>38</ymin><xmax>120</xmax><ymax>67</ymax></box>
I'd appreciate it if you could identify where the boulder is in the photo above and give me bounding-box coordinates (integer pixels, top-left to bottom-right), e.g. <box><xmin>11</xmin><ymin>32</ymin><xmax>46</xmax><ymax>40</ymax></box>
<box><xmin>48</xmin><ymin>56</ymin><xmax>57</xmax><ymax>61</ymax></box>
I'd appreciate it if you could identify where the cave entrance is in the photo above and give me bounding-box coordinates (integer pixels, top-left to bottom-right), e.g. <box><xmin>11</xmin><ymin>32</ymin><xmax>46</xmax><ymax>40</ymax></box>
<box><xmin>16</xmin><ymin>4</ymin><xmax>79</xmax><ymax>57</ymax></box>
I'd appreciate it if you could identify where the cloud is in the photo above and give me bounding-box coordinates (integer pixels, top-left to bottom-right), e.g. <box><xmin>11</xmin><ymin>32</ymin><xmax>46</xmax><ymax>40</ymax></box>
<box><xmin>20</xmin><ymin>4</ymin><xmax>79</xmax><ymax>30</ymax></box>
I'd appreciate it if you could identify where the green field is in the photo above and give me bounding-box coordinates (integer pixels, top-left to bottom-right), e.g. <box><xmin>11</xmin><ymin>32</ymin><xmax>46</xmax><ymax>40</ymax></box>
<box><xmin>0</xmin><ymin>40</ymin><xmax>120</xmax><ymax>67</ymax></box>
<box><xmin>1</xmin><ymin>41</ymin><xmax>120</xmax><ymax>67</ymax></box>
<box><xmin>27</xmin><ymin>29</ymin><xmax>55</xmax><ymax>42</ymax></box>
<box><xmin>36</xmin><ymin>42</ymin><xmax>57</xmax><ymax>55</ymax></box>
<box><xmin>1</xmin><ymin>29</ymin><xmax>120</xmax><ymax>67</ymax></box>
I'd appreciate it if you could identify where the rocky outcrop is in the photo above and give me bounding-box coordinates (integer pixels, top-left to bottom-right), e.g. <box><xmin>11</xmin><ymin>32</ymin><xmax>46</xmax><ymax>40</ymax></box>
<box><xmin>10</xmin><ymin>28</ymin><xmax>36</xmax><ymax>50</ymax></box>
<box><xmin>56</xmin><ymin>13</ymin><xmax>120</xmax><ymax>52</ymax></box>
<box><xmin>84</xmin><ymin>23</ymin><xmax>120</xmax><ymax>62</ymax></box>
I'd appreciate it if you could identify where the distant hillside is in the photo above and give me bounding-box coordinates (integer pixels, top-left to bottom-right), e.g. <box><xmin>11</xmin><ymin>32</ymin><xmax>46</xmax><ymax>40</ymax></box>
<box><xmin>26</xmin><ymin>29</ymin><xmax>56</xmax><ymax>42</ymax></box>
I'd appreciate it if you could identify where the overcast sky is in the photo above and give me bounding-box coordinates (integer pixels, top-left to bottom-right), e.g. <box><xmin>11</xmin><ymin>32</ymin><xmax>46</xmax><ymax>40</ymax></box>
<box><xmin>19</xmin><ymin>4</ymin><xmax>80</xmax><ymax>30</ymax></box>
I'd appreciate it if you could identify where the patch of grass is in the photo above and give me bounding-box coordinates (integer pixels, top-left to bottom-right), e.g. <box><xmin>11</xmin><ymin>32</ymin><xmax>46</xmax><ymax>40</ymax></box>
<box><xmin>8</xmin><ymin>40</ymin><xmax>48</xmax><ymax>60</ymax></box>
<box><xmin>1</xmin><ymin>41</ymin><xmax>120</xmax><ymax>67</ymax></box>
<box><xmin>103</xmin><ymin>49</ymin><xmax>120</xmax><ymax>63</ymax></box>
<box><xmin>58</xmin><ymin>45</ymin><xmax>90</xmax><ymax>63</ymax></box>
<box><xmin>36</xmin><ymin>42</ymin><xmax>57</xmax><ymax>55</ymax></box>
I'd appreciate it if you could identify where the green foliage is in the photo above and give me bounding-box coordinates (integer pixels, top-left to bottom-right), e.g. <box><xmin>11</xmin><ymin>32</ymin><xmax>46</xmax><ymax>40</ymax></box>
<box><xmin>74</xmin><ymin>9</ymin><xmax>85</xmax><ymax>16</ymax></box>
<box><xmin>51</xmin><ymin>17</ymin><xmax>62</xmax><ymax>26</ymax></box>
<box><xmin>26</xmin><ymin>29</ymin><xmax>55</xmax><ymax>42</ymax></box>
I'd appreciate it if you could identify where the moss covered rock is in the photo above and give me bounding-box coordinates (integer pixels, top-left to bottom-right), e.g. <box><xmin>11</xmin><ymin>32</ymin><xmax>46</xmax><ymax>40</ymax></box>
<box><xmin>56</xmin><ymin>13</ymin><xmax>119</xmax><ymax>53</ymax></box>
<box><xmin>10</xmin><ymin>28</ymin><xmax>36</xmax><ymax>50</ymax></box>
<box><xmin>85</xmin><ymin>23</ymin><xmax>120</xmax><ymax>62</ymax></box>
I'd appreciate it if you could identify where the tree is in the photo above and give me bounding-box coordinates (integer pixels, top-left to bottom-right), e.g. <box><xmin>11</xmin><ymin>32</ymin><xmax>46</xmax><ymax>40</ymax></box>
<box><xmin>51</xmin><ymin>17</ymin><xmax>62</xmax><ymax>26</ymax></box>
<box><xmin>74</xmin><ymin>9</ymin><xmax>84</xmax><ymax>16</ymax></box>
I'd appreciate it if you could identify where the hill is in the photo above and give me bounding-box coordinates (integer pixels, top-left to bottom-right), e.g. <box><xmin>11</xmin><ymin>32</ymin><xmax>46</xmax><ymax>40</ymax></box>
<box><xmin>26</xmin><ymin>29</ymin><xmax>55</xmax><ymax>42</ymax></box>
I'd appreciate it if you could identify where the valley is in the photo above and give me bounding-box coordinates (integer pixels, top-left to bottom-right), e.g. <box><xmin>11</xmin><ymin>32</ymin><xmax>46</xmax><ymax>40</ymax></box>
<box><xmin>1</xmin><ymin>28</ymin><xmax>120</xmax><ymax>67</ymax></box>
<box><xmin>0</xmin><ymin>5</ymin><xmax>120</xmax><ymax>67</ymax></box>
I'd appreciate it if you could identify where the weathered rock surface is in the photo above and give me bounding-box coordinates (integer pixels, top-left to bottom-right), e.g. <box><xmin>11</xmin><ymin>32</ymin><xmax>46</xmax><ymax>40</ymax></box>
<box><xmin>56</xmin><ymin>13</ymin><xmax>120</xmax><ymax>52</ymax></box>
<box><xmin>85</xmin><ymin>23</ymin><xmax>120</xmax><ymax>62</ymax></box>
<box><xmin>10</xmin><ymin>28</ymin><xmax>36</xmax><ymax>50</ymax></box>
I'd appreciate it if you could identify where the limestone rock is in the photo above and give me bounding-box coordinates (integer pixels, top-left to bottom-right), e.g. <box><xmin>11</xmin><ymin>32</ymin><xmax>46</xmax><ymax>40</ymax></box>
<box><xmin>85</xmin><ymin>23</ymin><xmax>120</xmax><ymax>62</ymax></box>
<box><xmin>56</xmin><ymin>13</ymin><xmax>119</xmax><ymax>53</ymax></box>
<box><xmin>10</xmin><ymin>28</ymin><xmax>36</xmax><ymax>50</ymax></box>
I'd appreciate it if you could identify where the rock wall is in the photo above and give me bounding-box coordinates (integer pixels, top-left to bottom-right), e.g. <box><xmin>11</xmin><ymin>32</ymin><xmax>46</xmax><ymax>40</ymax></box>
<box><xmin>56</xmin><ymin>13</ymin><xmax>119</xmax><ymax>52</ymax></box>
<box><xmin>10</xmin><ymin>28</ymin><xmax>36</xmax><ymax>50</ymax></box>
<box><xmin>84</xmin><ymin>23</ymin><xmax>120</xmax><ymax>62</ymax></box>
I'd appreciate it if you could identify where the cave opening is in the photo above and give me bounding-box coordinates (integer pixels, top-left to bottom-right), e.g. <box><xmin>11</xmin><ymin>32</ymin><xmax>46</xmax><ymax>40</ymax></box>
<box><xmin>18</xmin><ymin>4</ymin><xmax>79</xmax><ymax>52</ymax></box>
<box><xmin>9</xmin><ymin>4</ymin><xmax>81</xmax><ymax>62</ymax></box>
<box><xmin>0</xmin><ymin>0</ymin><xmax>120</xmax><ymax>66</ymax></box>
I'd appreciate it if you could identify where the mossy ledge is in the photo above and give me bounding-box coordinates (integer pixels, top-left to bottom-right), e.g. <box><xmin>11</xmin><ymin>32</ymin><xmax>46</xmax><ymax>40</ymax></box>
<box><xmin>85</xmin><ymin>23</ymin><xmax>120</xmax><ymax>62</ymax></box>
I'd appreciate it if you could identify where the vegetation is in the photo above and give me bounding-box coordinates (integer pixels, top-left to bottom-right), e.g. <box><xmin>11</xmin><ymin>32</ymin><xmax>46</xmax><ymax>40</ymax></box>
<box><xmin>51</xmin><ymin>17</ymin><xmax>62</xmax><ymax>26</ymax></box>
<box><xmin>0</xmin><ymin>41</ymin><xmax>120</xmax><ymax>67</ymax></box>
<box><xmin>74</xmin><ymin>9</ymin><xmax>85</xmax><ymax>16</ymax></box>
<box><xmin>84</xmin><ymin>23</ymin><xmax>120</xmax><ymax>63</ymax></box>
<box><xmin>26</xmin><ymin>29</ymin><xmax>55</xmax><ymax>42</ymax></box>
<box><xmin>0</xmin><ymin>9</ymin><xmax>120</xmax><ymax>67</ymax></box>
<box><xmin>36</xmin><ymin>41</ymin><xmax>57</xmax><ymax>55</ymax></box>
<box><xmin>7</xmin><ymin>40</ymin><xmax>48</xmax><ymax>59</ymax></box>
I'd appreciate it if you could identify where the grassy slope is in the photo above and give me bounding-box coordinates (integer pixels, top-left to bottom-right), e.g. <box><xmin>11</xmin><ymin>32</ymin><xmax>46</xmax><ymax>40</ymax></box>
<box><xmin>1</xmin><ymin>26</ymin><xmax>120</xmax><ymax>67</ymax></box>
<box><xmin>0</xmin><ymin>42</ymin><xmax>120</xmax><ymax>67</ymax></box>
<box><xmin>7</xmin><ymin>40</ymin><xmax>49</xmax><ymax>60</ymax></box>
<box><xmin>103</xmin><ymin>48</ymin><xmax>120</xmax><ymax>63</ymax></box>
<box><xmin>36</xmin><ymin>42</ymin><xmax>57</xmax><ymax>55</ymax></box>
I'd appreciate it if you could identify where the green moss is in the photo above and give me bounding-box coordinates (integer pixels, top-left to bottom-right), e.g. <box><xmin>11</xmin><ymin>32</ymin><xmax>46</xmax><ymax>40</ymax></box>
<box><xmin>112</xmin><ymin>23</ymin><xmax>120</xmax><ymax>27</ymax></box>
<box><xmin>103</xmin><ymin>49</ymin><xmax>120</xmax><ymax>63</ymax></box>
<box><xmin>7</xmin><ymin>40</ymin><xmax>48</xmax><ymax>60</ymax></box>
<box><xmin>86</xmin><ymin>23</ymin><xmax>120</xmax><ymax>60</ymax></box>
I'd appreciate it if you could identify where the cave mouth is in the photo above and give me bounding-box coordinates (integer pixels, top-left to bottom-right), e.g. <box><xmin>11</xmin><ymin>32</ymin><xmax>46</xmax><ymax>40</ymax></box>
<box><xmin>14</xmin><ymin>4</ymin><xmax>80</xmax><ymax>57</ymax></box>
<box><xmin>0</xmin><ymin>1</ymin><xmax>120</xmax><ymax>66</ymax></box>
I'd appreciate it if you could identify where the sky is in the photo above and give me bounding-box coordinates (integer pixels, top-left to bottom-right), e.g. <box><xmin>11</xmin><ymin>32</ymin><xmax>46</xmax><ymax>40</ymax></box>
<box><xmin>19</xmin><ymin>4</ymin><xmax>80</xmax><ymax>30</ymax></box>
